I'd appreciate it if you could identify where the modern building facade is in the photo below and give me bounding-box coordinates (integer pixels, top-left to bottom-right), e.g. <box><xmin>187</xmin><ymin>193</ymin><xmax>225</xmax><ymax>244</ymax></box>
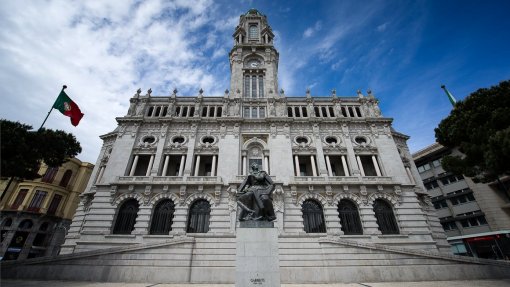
<box><xmin>3</xmin><ymin>9</ymin><xmax>510</xmax><ymax>283</ymax></box>
<box><xmin>0</xmin><ymin>158</ymin><xmax>93</xmax><ymax>260</ymax></box>
<box><xmin>413</xmin><ymin>142</ymin><xmax>510</xmax><ymax>260</ymax></box>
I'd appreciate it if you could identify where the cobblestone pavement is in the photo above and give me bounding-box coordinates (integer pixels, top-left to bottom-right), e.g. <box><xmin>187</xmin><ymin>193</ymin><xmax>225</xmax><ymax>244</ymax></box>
<box><xmin>2</xmin><ymin>280</ymin><xmax>510</xmax><ymax>287</ymax></box>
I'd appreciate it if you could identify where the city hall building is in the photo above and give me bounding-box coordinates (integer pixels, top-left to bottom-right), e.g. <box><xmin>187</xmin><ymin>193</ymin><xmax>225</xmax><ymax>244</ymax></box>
<box><xmin>4</xmin><ymin>9</ymin><xmax>510</xmax><ymax>283</ymax></box>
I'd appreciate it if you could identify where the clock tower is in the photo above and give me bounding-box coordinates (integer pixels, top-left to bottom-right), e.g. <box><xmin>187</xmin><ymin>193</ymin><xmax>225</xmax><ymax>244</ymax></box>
<box><xmin>229</xmin><ymin>9</ymin><xmax>279</xmax><ymax>99</ymax></box>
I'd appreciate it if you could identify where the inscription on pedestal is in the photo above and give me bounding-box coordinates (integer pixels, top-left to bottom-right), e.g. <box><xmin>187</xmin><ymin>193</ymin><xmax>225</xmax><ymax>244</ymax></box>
<box><xmin>235</xmin><ymin>227</ymin><xmax>280</xmax><ymax>287</ymax></box>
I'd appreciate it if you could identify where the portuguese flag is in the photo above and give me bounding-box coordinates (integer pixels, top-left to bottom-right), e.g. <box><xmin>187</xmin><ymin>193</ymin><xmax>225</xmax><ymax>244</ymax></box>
<box><xmin>52</xmin><ymin>86</ymin><xmax>84</xmax><ymax>126</ymax></box>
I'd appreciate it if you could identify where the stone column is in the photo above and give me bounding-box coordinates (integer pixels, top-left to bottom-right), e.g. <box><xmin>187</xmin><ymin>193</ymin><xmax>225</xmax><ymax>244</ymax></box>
<box><xmin>129</xmin><ymin>155</ymin><xmax>139</xmax><ymax>176</ymax></box>
<box><xmin>294</xmin><ymin>155</ymin><xmax>301</xmax><ymax>176</ymax></box>
<box><xmin>341</xmin><ymin>155</ymin><xmax>350</xmax><ymax>176</ymax></box>
<box><xmin>194</xmin><ymin>155</ymin><xmax>201</xmax><ymax>176</ymax></box>
<box><xmin>161</xmin><ymin>155</ymin><xmax>170</xmax><ymax>176</ymax></box>
<box><xmin>96</xmin><ymin>166</ymin><xmax>105</xmax><ymax>184</ymax></box>
<box><xmin>178</xmin><ymin>155</ymin><xmax>186</xmax><ymax>176</ymax></box>
<box><xmin>264</xmin><ymin>156</ymin><xmax>269</xmax><ymax>174</ymax></box>
<box><xmin>359</xmin><ymin>204</ymin><xmax>381</xmax><ymax>235</ymax></box>
<box><xmin>146</xmin><ymin>155</ymin><xmax>155</xmax><ymax>176</ymax></box>
<box><xmin>325</xmin><ymin>155</ymin><xmax>333</xmax><ymax>176</ymax></box>
<box><xmin>133</xmin><ymin>204</ymin><xmax>151</xmax><ymax>235</ymax></box>
<box><xmin>242</xmin><ymin>156</ymin><xmax>247</xmax><ymax>175</ymax></box>
<box><xmin>356</xmin><ymin>155</ymin><xmax>365</xmax><ymax>176</ymax></box>
<box><xmin>311</xmin><ymin>155</ymin><xmax>317</xmax><ymax>176</ymax></box>
<box><xmin>405</xmin><ymin>167</ymin><xmax>416</xmax><ymax>184</ymax></box>
<box><xmin>211</xmin><ymin>155</ymin><xmax>217</xmax><ymax>176</ymax></box>
<box><xmin>372</xmin><ymin>155</ymin><xmax>382</xmax><ymax>176</ymax></box>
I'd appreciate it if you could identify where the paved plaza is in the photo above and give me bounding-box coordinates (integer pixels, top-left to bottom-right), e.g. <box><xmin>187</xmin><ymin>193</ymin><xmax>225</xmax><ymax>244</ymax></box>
<box><xmin>2</xmin><ymin>279</ymin><xmax>510</xmax><ymax>287</ymax></box>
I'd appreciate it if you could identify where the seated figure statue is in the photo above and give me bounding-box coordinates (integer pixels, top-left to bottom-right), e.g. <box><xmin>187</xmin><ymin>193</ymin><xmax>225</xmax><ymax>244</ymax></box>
<box><xmin>237</xmin><ymin>163</ymin><xmax>276</xmax><ymax>221</ymax></box>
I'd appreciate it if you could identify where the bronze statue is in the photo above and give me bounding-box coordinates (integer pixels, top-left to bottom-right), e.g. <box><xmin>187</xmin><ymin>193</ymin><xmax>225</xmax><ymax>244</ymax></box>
<box><xmin>237</xmin><ymin>163</ymin><xmax>276</xmax><ymax>221</ymax></box>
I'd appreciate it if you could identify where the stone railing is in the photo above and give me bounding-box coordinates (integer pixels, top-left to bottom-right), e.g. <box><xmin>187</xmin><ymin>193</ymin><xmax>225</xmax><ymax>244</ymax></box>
<box><xmin>319</xmin><ymin>237</ymin><xmax>510</xmax><ymax>268</ymax></box>
<box><xmin>361</xmin><ymin>176</ymin><xmax>392</xmax><ymax>183</ymax></box>
<box><xmin>1</xmin><ymin>236</ymin><xmax>195</xmax><ymax>267</ymax></box>
<box><xmin>186</xmin><ymin>176</ymin><xmax>222</xmax><ymax>183</ymax></box>
<box><xmin>116</xmin><ymin>176</ymin><xmax>222</xmax><ymax>184</ymax></box>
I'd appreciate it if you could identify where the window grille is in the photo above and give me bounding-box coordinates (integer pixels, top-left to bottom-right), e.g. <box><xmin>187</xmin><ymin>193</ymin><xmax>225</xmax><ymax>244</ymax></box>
<box><xmin>113</xmin><ymin>199</ymin><xmax>139</xmax><ymax>234</ymax></box>
<box><xmin>373</xmin><ymin>199</ymin><xmax>399</xmax><ymax>234</ymax></box>
<box><xmin>338</xmin><ymin>199</ymin><xmax>363</xmax><ymax>235</ymax></box>
<box><xmin>302</xmin><ymin>199</ymin><xmax>326</xmax><ymax>233</ymax></box>
<box><xmin>187</xmin><ymin>199</ymin><xmax>211</xmax><ymax>233</ymax></box>
<box><xmin>150</xmin><ymin>200</ymin><xmax>175</xmax><ymax>235</ymax></box>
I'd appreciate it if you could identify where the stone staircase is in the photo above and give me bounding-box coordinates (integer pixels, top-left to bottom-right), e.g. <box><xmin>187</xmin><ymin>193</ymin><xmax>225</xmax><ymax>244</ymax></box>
<box><xmin>2</xmin><ymin>235</ymin><xmax>510</xmax><ymax>283</ymax></box>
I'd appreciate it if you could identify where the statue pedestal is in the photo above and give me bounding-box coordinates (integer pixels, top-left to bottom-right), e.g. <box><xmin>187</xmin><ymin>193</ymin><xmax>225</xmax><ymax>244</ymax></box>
<box><xmin>236</xmin><ymin>222</ymin><xmax>280</xmax><ymax>287</ymax></box>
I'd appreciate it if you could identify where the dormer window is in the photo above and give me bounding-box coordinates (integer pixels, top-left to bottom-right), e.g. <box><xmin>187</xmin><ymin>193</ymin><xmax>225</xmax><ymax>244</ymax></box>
<box><xmin>249</xmin><ymin>25</ymin><xmax>258</xmax><ymax>39</ymax></box>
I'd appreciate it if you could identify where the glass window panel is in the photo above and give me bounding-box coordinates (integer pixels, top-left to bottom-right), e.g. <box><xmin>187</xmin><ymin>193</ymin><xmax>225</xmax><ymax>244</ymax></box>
<box><xmin>251</xmin><ymin>76</ymin><xmax>257</xmax><ymax>98</ymax></box>
<box><xmin>258</xmin><ymin>76</ymin><xmax>264</xmax><ymax>98</ymax></box>
<box><xmin>259</xmin><ymin>107</ymin><xmax>265</xmax><ymax>118</ymax></box>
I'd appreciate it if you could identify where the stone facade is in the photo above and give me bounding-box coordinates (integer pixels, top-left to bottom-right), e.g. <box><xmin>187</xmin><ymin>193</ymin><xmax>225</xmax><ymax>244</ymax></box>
<box><xmin>2</xmin><ymin>9</ymin><xmax>510</xmax><ymax>284</ymax></box>
<box><xmin>60</xmin><ymin>9</ymin><xmax>448</xmax><ymax>258</ymax></box>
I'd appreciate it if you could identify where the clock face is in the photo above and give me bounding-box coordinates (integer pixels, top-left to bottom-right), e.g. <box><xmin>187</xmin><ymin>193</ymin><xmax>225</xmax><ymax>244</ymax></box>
<box><xmin>249</xmin><ymin>60</ymin><xmax>260</xmax><ymax>68</ymax></box>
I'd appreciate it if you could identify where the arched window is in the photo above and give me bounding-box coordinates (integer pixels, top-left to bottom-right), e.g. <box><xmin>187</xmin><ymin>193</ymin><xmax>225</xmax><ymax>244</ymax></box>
<box><xmin>150</xmin><ymin>199</ymin><xmax>175</xmax><ymax>235</ymax></box>
<box><xmin>373</xmin><ymin>199</ymin><xmax>399</xmax><ymax>234</ymax></box>
<box><xmin>338</xmin><ymin>199</ymin><xmax>363</xmax><ymax>235</ymax></box>
<box><xmin>42</xmin><ymin>167</ymin><xmax>58</xmax><ymax>183</ymax></box>
<box><xmin>2</xmin><ymin>218</ymin><xmax>13</xmax><ymax>227</ymax></box>
<box><xmin>113</xmin><ymin>199</ymin><xmax>139</xmax><ymax>234</ymax></box>
<box><xmin>249</xmin><ymin>25</ymin><xmax>258</xmax><ymax>39</ymax></box>
<box><xmin>186</xmin><ymin>199</ymin><xmax>211</xmax><ymax>233</ymax></box>
<box><xmin>18</xmin><ymin>219</ymin><xmax>33</xmax><ymax>230</ymax></box>
<box><xmin>302</xmin><ymin>199</ymin><xmax>326</xmax><ymax>233</ymax></box>
<box><xmin>59</xmin><ymin>170</ymin><xmax>73</xmax><ymax>187</ymax></box>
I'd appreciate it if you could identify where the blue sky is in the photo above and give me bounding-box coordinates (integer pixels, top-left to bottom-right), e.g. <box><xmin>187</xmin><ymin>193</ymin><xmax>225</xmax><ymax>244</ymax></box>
<box><xmin>1</xmin><ymin>0</ymin><xmax>509</xmax><ymax>163</ymax></box>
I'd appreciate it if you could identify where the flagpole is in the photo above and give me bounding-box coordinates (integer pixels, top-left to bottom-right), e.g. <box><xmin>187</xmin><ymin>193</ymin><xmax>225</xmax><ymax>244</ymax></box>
<box><xmin>39</xmin><ymin>85</ymin><xmax>67</xmax><ymax>131</ymax></box>
<box><xmin>441</xmin><ymin>85</ymin><xmax>457</xmax><ymax>107</ymax></box>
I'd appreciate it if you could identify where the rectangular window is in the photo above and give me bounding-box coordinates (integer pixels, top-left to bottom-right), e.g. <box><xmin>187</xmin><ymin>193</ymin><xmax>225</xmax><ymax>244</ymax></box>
<box><xmin>132</xmin><ymin>155</ymin><xmax>152</xmax><ymax>176</ymax></box>
<box><xmin>27</xmin><ymin>190</ymin><xmax>47</xmax><ymax>212</ymax></box>
<box><xmin>244</xmin><ymin>107</ymin><xmax>250</xmax><ymax>118</ymax></box>
<box><xmin>47</xmin><ymin>194</ymin><xmax>63</xmax><ymax>215</ymax></box>
<box><xmin>258</xmin><ymin>76</ymin><xmax>264</xmax><ymax>98</ymax></box>
<box><xmin>11</xmin><ymin>189</ymin><xmax>28</xmax><ymax>209</ymax></box>
<box><xmin>251</xmin><ymin>107</ymin><xmax>257</xmax><ymax>118</ymax></box>
<box><xmin>251</xmin><ymin>76</ymin><xmax>257</xmax><ymax>98</ymax></box>
<box><xmin>359</xmin><ymin>155</ymin><xmax>379</xmax><ymax>176</ymax></box>
<box><xmin>259</xmin><ymin>107</ymin><xmax>265</xmax><ymax>118</ymax></box>
<box><xmin>244</xmin><ymin>76</ymin><xmax>250</xmax><ymax>97</ymax></box>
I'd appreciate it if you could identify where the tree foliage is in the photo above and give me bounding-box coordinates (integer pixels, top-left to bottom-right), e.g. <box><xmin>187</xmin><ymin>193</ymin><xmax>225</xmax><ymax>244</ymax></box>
<box><xmin>435</xmin><ymin>80</ymin><xmax>510</xmax><ymax>183</ymax></box>
<box><xmin>1</xmin><ymin>119</ymin><xmax>82</xmax><ymax>180</ymax></box>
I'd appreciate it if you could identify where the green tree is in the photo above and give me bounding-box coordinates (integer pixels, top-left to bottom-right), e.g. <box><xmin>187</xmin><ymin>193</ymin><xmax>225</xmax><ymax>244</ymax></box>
<box><xmin>435</xmin><ymin>80</ymin><xmax>510</xmax><ymax>183</ymax></box>
<box><xmin>1</xmin><ymin>119</ymin><xmax>82</xmax><ymax>180</ymax></box>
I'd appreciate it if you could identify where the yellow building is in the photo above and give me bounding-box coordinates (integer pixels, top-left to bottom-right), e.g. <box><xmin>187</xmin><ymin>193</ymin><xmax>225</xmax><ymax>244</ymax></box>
<box><xmin>0</xmin><ymin>158</ymin><xmax>93</xmax><ymax>260</ymax></box>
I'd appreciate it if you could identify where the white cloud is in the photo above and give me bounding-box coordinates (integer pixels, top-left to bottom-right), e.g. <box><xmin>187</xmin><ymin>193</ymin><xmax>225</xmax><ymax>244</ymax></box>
<box><xmin>377</xmin><ymin>22</ymin><xmax>388</xmax><ymax>32</ymax></box>
<box><xmin>0</xmin><ymin>0</ymin><xmax>236</xmax><ymax>163</ymax></box>
<box><xmin>303</xmin><ymin>20</ymin><xmax>322</xmax><ymax>38</ymax></box>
